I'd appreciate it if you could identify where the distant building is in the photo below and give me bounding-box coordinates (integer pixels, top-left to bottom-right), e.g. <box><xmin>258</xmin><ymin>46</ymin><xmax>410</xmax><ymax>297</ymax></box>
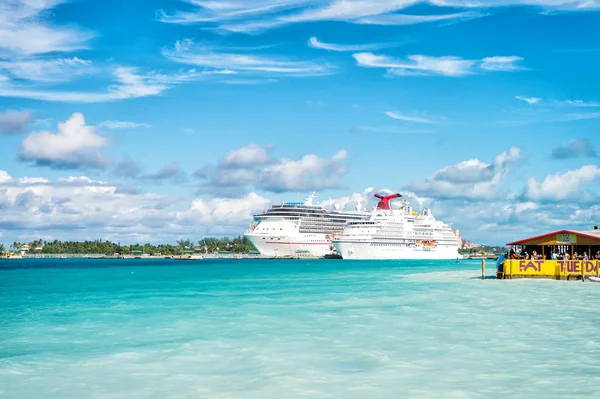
<box><xmin>19</xmin><ymin>244</ymin><xmax>30</xmax><ymax>256</ymax></box>
<box><xmin>453</xmin><ymin>230</ymin><xmax>463</xmax><ymax>249</ymax></box>
<box><xmin>462</xmin><ymin>240</ymin><xmax>481</xmax><ymax>249</ymax></box>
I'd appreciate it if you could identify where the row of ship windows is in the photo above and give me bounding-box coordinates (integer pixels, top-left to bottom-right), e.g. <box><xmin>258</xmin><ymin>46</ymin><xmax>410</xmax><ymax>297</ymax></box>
<box><xmin>260</xmin><ymin>238</ymin><xmax>324</xmax><ymax>242</ymax></box>
<box><xmin>370</xmin><ymin>243</ymin><xmax>452</xmax><ymax>247</ymax></box>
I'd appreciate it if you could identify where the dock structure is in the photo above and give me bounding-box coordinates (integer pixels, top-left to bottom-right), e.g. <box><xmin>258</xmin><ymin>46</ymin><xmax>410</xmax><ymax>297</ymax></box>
<box><xmin>497</xmin><ymin>228</ymin><xmax>600</xmax><ymax>280</ymax></box>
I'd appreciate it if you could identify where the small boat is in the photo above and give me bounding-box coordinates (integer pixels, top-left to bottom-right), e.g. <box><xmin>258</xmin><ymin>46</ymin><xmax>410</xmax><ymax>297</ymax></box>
<box><xmin>588</xmin><ymin>276</ymin><xmax>600</xmax><ymax>283</ymax></box>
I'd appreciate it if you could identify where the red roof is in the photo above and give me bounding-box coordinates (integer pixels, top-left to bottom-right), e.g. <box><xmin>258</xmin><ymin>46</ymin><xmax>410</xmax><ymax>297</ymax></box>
<box><xmin>506</xmin><ymin>229</ymin><xmax>600</xmax><ymax>246</ymax></box>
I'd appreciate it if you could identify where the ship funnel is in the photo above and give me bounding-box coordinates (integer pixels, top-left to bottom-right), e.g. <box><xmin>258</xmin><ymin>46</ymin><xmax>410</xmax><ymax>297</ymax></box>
<box><xmin>304</xmin><ymin>192</ymin><xmax>317</xmax><ymax>206</ymax></box>
<box><xmin>374</xmin><ymin>193</ymin><xmax>402</xmax><ymax>210</ymax></box>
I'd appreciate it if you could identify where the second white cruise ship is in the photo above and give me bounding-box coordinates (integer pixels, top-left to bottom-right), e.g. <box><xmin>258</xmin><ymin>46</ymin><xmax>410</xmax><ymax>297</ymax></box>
<box><xmin>244</xmin><ymin>193</ymin><xmax>369</xmax><ymax>258</ymax></box>
<box><xmin>332</xmin><ymin>193</ymin><xmax>460</xmax><ymax>260</ymax></box>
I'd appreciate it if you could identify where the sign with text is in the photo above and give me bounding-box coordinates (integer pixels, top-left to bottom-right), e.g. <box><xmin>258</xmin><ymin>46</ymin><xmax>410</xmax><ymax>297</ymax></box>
<box><xmin>505</xmin><ymin>260</ymin><xmax>600</xmax><ymax>277</ymax></box>
<box><xmin>556</xmin><ymin>233</ymin><xmax>577</xmax><ymax>244</ymax></box>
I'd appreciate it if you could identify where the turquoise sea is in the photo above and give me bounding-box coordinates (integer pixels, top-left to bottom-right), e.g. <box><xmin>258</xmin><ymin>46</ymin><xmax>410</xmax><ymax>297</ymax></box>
<box><xmin>2</xmin><ymin>258</ymin><xmax>600</xmax><ymax>398</ymax></box>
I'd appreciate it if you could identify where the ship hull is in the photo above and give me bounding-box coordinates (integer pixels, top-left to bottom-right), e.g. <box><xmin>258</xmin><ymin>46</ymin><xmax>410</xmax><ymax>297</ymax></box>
<box><xmin>333</xmin><ymin>240</ymin><xmax>460</xmax><ymax>260</ymax></box>
<box><xmin>244</xmin><ymin>232</ymin><xmax>335</xmax><ymax>258</ymax></box>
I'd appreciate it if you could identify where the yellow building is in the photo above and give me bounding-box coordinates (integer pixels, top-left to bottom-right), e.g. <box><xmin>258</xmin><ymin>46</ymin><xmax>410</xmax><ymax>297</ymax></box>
<box><xmin>498</xmin><ymin>228</ymin><xmax>600</xmax><ymax>280</ymax></box>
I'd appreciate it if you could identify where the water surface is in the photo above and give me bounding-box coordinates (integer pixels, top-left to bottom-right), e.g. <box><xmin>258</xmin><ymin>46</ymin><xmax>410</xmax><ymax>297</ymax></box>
<box><xmin>2</xmin><ymin>258</ymin><xmax>599</xmax><ymax>398</ymax></box>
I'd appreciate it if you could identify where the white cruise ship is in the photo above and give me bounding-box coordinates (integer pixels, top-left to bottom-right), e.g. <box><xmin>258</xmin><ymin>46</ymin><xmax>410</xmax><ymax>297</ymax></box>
<box><xmin>244</xmin><ymin>193</ymin><xmax>370</xmax><ymax>258</ymax></box>
<box><xmin>332</xmin><ymin>193</ymin><xmax>460</xmax><ymax>260</ymax></box>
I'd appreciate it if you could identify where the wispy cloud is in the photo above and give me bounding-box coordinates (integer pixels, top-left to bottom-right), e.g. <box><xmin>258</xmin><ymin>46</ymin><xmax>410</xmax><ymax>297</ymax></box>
<box><xmin>221</xmin><ymin>78</ymin><xmax>277</xmax><ymax>85</ymax></box>
<box><xmin>559</xmin><ymin>99</ymin><xmax>600</xmax><ymax>107</ymax></box>
<box><xmin>158</xmin><ymin>0</ymin><xmax>493</xmax><ymax>33</ymax></box>
<box><xmin>0</xmin><ymin>66</ymin><xmax>211</xmax><ymax>103</ymax></box>
<box><xmin>480</xmin><ymin>56</ymin><xmax>526</xmax><ymax>71</ymax></box>
<box><xmin>354</xmin><ymin>52</ymin><xmax>526</xmax><ymax>77</ymax></box>
<box><xmin>385</xmin><ymin>111</ymin><xmax>436</xmax><ymax>124</ymax></box>
<box><xmin>0</xmin><ymin>57</ymin><xmax>95</xmax><ymax>82</ymax></box>
<box><xmin>157</xmin><ymin>1</ymin><xmax>596</xmax><ymax>34</ymax></box>
<box><xmin>163</xmin><ymin>39</ymin><xmax>333</xmax><ymax>76</ymax></box>
<box><xmin>351</xmin><ymin>126</ymin><xmax>434</xmax><ymax>134</ymax></box>
<box><xmin>0</xmin><ymin>0</ymin><xmax>95</xmax><ymax>56</ymax></box>
<box><xmin>98</xmin><ymin>121</ymin><xmax>152</xmax><ymax>129</ymax></box>
<box><xmin>556</xmin><ymin>112</ymin><xmax>600</xmax><ymax>122</ymax></box>
<box><xmin>355</xmin><ymin>11</ymin><xmax>486</xmax><ymax>25</ymax></box>
<box><xmin>304</xmin><ymin>100</ymin><xmax>325</xmax><ymax>106</ymax></box>
<box><xmin>515</xmin><ymin>96</ymin><xmax>540</xmax><ymax>105</ymax></box>
<box><xmin>308</xmin><ymin>36</ymin><xmax>399</xmax><ymax>52</ymax></box>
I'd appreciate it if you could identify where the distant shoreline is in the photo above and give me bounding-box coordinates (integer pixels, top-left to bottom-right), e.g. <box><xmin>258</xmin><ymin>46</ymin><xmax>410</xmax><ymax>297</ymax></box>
<box><xmin>7</xmin><ymin>253</ymin><xmax>325</xmax><ymax>260</ymax></box>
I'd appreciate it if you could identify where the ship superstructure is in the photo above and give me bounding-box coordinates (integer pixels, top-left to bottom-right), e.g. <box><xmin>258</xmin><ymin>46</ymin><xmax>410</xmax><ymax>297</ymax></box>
<box><xmin>244</xmin><ymin>193</ymin><xmax>369</xmax><ymax>258</ymax></box>
<box><xmin>332</xmin><ymin>193</ymin><xmax>460</xmax><ymax>260</ymax></box>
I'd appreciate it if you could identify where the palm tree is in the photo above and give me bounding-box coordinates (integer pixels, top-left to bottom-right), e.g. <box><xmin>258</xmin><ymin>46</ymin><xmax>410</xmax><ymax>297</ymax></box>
<box><xmin>0</xmin><ymin>243</ymin><xmax>5</xmax><ymax>255</ymax></box>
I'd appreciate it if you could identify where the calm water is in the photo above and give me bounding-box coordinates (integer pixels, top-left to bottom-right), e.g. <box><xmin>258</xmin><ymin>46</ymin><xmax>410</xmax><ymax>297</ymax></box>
<box><xmin>1</xmin><ymin>258</ymin><xmax>600</xmax><ymax>398</ymax></box>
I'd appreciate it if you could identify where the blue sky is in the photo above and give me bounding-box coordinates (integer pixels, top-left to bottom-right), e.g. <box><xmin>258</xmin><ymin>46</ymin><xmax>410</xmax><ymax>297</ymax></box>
<box><xmin>1</xmin><ymin>0</ymin><xmax>599</xmax><ymax>246</ymax></box>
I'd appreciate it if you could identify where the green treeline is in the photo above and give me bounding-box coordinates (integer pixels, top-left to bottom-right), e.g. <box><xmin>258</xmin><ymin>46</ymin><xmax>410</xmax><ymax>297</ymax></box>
<box><xmin>8</xmin><ymin>236</ymin><xmax>257</xmax><ymax>255</ymax></box>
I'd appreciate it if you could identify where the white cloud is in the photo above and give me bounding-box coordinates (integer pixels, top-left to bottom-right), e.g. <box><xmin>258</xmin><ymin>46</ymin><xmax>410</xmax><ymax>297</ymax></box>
<box><xmin>163</xmin><ymin>40</ymin><xmax>332</xmax><ymax>76</ymax></box>
<box><xmin>98</xmin><ymin>121</ymin><xmax>151</xmax><ymax>129</ymax></box>
<box><xmin>385</xmin><ymin>111</ymin><xmax>436</xmax><ymax>124</ymax></box>
<box><xmin>524</xmin><ymin>165</ymin><xmax>600</xmax><ymax>202</ymax></box>
<box><xmin>308</xmin><ymin>36</ymin><xmax>396</xmax><ymax>52</ymax></box>
<box><xmin>0</xmin><ymin>0</ymin><xmax>94</xmax><ymax>56</ymax></box>
<box><xmin>480</xmin><ymin>56</ymin><xmax>525</xmax><ymax>71</ymax></box>
<box><xmin>0</xmin><ymin>110</ymin><xmax>34</xmax><ymax>134</ymax></box>
<box><xmin>515</xmin><ymin>96</ymin><xmax>540</xmax><ymax>105</ymax></box>
<box><xmin>210</xmin><ymin>168</ymin><xmax>258</xmax><ymax>187</ymax></box>
<box><xmin>18</xmin><ymin>177</ymin><xmax>49</xmax><ymax>184</ymax></box>
<box><xmin>405</xmin><ymin>147</ymin><xmax>521</xmax><ymax>200</ymax></box>
<box><xmin>514</xmin><ymin>201</ymin><xmax>539</xmax><ymax>214</ymax></box>
<box><xmin>323</xmin><ymin>184</ymin><xmax>600</xmax><ymax>244</ymax></box>
<box><xmin>432</xmin><ymin>159</ymin><xmax>494</xmax><ymax>183</ymax></box>
<box><xmin>0</xmin><ymin>170</ymin><xmax>12</xmax><ymax>183</ymax></box>
<box><xmin>354</xmin><ymin>52</ymin><xmax>525</xmax><ymax>77</ymax></box>
<box><xmin>257</xmin><ymin>149</ymin><xmax>348</xmax><ymax>192</ymax></box>
<box><xmin>20</xmin><ymin>112</ymin><xmax>109</xmax><ymax>169</ymax></box>
<box><xmin>0</xmin><ymin>170</ymin><xmax>272</xmax><ymax>242</ymax></box>
<box><xmin>178</xmin><ymin>192</ymin><xmax>270</xmax><ymax>226</ymax></box>
<box><xmin>223</xmin><ymin>143</ymin><xmax>271</xmax><ymax>167</ymax></box>
<box><xmin>320</xmin><ymin>187</ymin><xmax>376</xmax><ymax>211</ymax></box>
<box><xmin>197</xmin><ymin>145</ymin><xmax>349</xmax><ymax>194</ymax></box>
<box><xmin>354</xmin><ymin>52</ymin><xmax>477</xmax><ymax>77</ymax></box>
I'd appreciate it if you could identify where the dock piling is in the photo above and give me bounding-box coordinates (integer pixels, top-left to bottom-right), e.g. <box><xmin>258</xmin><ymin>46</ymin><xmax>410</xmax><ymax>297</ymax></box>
<box><xmin>481</xmin><ymin>258</ymin><xmax>485</xmax><ymax>280</ymax></box>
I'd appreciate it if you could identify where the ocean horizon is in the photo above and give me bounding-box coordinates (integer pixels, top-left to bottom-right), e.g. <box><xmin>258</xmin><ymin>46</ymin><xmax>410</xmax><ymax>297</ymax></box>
<box><xmin>2</xmin><ymin>258</ymin><xmax>600</xmax><ymax>398</ymax></box>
